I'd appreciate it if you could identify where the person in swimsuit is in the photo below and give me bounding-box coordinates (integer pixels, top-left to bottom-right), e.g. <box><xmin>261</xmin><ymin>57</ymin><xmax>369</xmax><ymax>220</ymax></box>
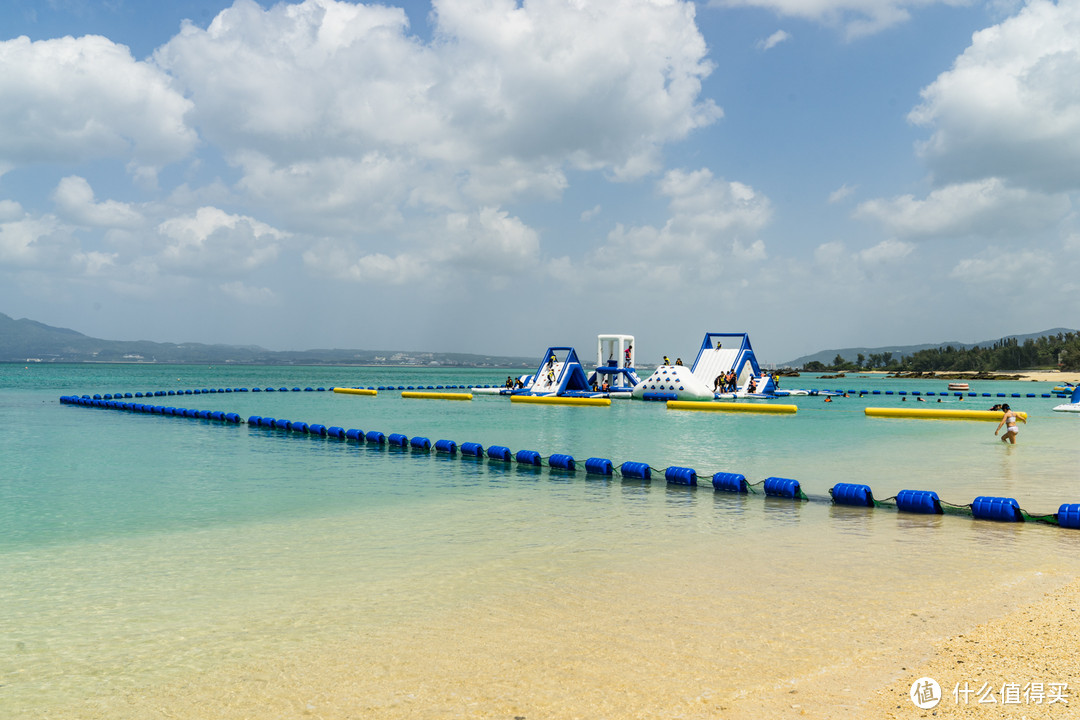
<box><xmin>994</xmin><ymin>403</ymin><xmax>1026</xmax><ymax>444</ymax></box>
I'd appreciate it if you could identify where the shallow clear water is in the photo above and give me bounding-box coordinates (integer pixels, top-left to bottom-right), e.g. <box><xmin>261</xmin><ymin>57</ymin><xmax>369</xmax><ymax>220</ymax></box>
<box><xmin>2</xmin><ymin>364</ymin><xmax>1079</xmax><ymax>718</ymax></box>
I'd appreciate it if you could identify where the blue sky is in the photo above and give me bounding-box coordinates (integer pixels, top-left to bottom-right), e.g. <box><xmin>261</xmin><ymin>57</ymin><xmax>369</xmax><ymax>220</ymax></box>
<box><xmin>1</xmin><ymin>0</ymin><xmax>1078</xmax><ymax>364</ymax></box>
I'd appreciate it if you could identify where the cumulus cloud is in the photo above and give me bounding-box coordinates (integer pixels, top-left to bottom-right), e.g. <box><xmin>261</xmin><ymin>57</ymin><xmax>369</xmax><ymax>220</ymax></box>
<box><xmin>220</xmin><ymin>280</ymin><xmax>278</xmax><ymax>305</ymax></box>
<box><xmin>0</xmin><ymin>199</ymin><xmax>23</xmax><ymax>222</ymax></box>
<box><xmin>154</xmin><ymin>0</ymin><xmax>720</xmax><ymax>221</ymax></box>
<box><xmin>52</xmin><ymin>176</ymin><xmax>144</xmax><ymax>229</ymax></box>
<box><xmin>858</xmin><ymin>238</ymin><xmax>914</xmax><ymax>264</ymax></box>
<box><xmin>0</xmin><ymin>215</ymin><xmax>76</xmax><ymax>267</ymax></box>
<box><xmin>712</xmin><ymin>0</ymin><xmax>967</xmax><ymax>38</ymax></box>
<box><xmin>302</xmin><ymin>205</ymin><xmax>538</xmax><ymax>285</ymax></box>
<box><xmin>950</xmin><ymin>248</ymin><xmax>1049</xmax><ymax>285</ymax></box>
<box><xmin>828</xmin><ymin>183</ymin><xmax>856</xmax><ymax>203</ymax></box>
<box><xmin>853</xmin><ymin>177</ymin><xmax>1070</xmax><ymax>239</ymax></box>
<box><xmin>585</xmin><ymin>168</ymin><xmax>771</xmax><ymax>282</ymax></box>
<box><xmin>0</xmin><ymin>35</ymin><xmax>196</xmax><ymax>175</ymax></box>
<box><xmin>910</xmin><ymin>0</ymin><xmax>1080</xmax><ymax>192</ymax></box>
<box><xmin>757</xmin><ymin>29</ymin><xmax>791</xmax><ymax>50</ymax></box>
<box><xmin>156</xmin><ymin>207</ymin><xmax>286</xmax><ymax>273</ymax></box>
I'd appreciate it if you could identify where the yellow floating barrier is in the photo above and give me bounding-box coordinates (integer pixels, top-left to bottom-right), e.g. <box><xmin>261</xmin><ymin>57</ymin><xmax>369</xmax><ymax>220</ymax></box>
<box><xmin>333</xmin><ymin>387</ymin><xmax>377</xmax><ymax>396</ymax></box>
<box><xmin>865</xmin><ymin>407</ymin><xmax>1027</xmax><ymax>421</ymax></box>
<box><xmin>401</xmin><ymin>391</ymin><xmax>473</xmax><ymax>401</ymax></box>
<box><xmin>510</xmin><ymin>395</ymin><xmax>610</xmax><ymax>407</ymax></box>
<box><xmin>667</xmin><ymin>400</ymin><xmax>797</xmax><ymax>414</ymax></box>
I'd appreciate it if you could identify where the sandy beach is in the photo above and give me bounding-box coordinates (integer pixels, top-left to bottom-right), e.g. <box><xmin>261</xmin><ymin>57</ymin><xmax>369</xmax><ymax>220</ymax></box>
<box><xmin>868</xmin><ymin>578</ymin><xmax>1080</xmax><ymax>717</ymax></box>
<box><xmin>1017</xmin><ymin>371</ymin><xmax>1080</xmax><ymax>384</ymax></box>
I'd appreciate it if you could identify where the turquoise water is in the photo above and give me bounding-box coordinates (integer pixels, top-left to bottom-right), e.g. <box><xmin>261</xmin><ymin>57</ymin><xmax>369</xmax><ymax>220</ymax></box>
<box><xmin>3</xmin><ymin>364</ymin><xmax>1080</xmax><ymax>718</ymax></box>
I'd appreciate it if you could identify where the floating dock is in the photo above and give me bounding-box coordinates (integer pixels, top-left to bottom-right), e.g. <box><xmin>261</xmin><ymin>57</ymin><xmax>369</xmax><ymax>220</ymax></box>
<box><xmin>865</xmin><ymin>407</ymin><xmax>1027</xmax><ymax>421</ymax></box>
<box><xmin>667</xmin><ymin>400</ymin><xmax>797</xmax><ymax>414</ymax></box>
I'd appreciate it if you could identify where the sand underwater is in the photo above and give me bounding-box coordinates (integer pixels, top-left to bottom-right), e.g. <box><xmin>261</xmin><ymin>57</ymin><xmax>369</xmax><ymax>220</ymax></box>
<box><xmin>2</xmin><ymin>363</ymin><xmax>1079</xmax><ymax>718</ymax></box>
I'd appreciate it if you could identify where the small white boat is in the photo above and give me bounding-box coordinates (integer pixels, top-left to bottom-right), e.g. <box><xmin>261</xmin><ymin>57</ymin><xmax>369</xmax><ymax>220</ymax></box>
<box><xmin>947</xmin><ymin>382</ymin><xmax>969</xmax><ymax>391</ymax></box>
<box><xmin>1053</xmin><ymin>387</ymin><xmax>1080</xmax><ymax>411</ymax></box>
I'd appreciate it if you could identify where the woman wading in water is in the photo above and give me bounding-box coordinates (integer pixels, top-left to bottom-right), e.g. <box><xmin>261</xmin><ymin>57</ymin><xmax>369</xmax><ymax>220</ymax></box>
<box><xmin>994</xmin><ymin>404</ymin><xmax>1026</xmax><ymax>444</ymax></box>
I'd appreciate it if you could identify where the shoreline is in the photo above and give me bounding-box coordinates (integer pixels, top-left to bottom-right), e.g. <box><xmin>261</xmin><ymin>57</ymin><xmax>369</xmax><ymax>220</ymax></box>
<box><xmin>866</xmin><ymin>576</ymin><xmax>1080</xmax><ymax>717</ymax></box>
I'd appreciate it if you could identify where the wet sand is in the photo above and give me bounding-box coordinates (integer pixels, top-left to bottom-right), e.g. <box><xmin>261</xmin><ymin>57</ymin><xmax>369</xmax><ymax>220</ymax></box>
<box><xmin>867</xmin><ymin>577</ymin><xmax>1080</xmax><ymax>717</ymax></box>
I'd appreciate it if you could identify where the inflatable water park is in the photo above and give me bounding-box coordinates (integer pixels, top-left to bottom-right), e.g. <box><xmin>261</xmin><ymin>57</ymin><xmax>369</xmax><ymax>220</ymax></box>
<box><xmin>474</xmin><ymin>331</ymin><xmax>782</xmax><ymax>403</ymax></box>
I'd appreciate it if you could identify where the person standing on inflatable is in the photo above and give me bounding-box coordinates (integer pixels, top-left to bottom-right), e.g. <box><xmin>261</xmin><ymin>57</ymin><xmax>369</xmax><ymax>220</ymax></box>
<box><xmin>624</xmin><ymin>344</ymin><xmax>632</xmax><ymax>366</ymax></box>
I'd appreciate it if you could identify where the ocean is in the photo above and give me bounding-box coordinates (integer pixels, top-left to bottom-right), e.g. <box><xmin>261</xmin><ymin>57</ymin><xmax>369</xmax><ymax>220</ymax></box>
<box><xmin>3</xmin><ymin>363</ymin><xmax>1079</xmax><ymax>718</ymax></box>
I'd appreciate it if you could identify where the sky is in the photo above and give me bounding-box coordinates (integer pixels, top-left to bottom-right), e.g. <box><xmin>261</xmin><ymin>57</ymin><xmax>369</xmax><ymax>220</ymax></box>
<box><xmin>1</xmin><ymin>0</ymin><xmax>1078</xmax><ymax>364</ymax></box>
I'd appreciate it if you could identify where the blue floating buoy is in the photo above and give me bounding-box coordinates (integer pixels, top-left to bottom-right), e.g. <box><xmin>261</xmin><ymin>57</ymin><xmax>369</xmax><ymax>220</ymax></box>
<box><xmin>291</xmin><ymin>422</ymin><xmax>309</xmax><ymax>434</ymax></box>
<box><xmin>410</xmin><ymin>436</ymin><xmax>432</xmax><ymax>450</ymax></box>
<box><xmin>209</xmin><ymin>411</ymin><xmax>224</xmax><ymax>421</ymax></box>
<box><xmin>665</xmin><ymin>466</ymin><xmax>697</xmax><ymax>486</ymax></box>
<box><xmin>971</xmin><ymin>496</ymin><xmax>1023</xmax><ymax>522</ymax></box>
<box><xmin>487</xmin><ymin>445</ymin><xmax>512</xmax><ymax>462</ymax></box>
<box><xmin>712</xmin><ymin>472</ymin><xmax>747</xmax><ymax>493</ymax></box>
<box><xmin>460</xmin><ymin>441</ymin><xmax>484</xmax><ymax>456</ymax></box>
<box><xmin>273</xmin><ymin>418</ymin><xmax>291</xmax><ymax>430</ymax></box>
<box><xmin>896</xmin><ymin>489</ymin><xmax>942</xmax><ymax>514</ymax></box>
<box><xmin>1057</xmin><ymin>504</ymin><xmax>1080</xmax><ymax>529</ymax></box>
<box><xmin>585</xmin><ymin>457</ymin><xmax>613</xmax><ymax>475</ymax></box>
<box><xmin>763</xmin><ymin>476</ymin><xmax>802</xmax><ymax>499</ymax></box>
<box><xmin>388</xmin><ymin>433</ymin><xmax>409</xmax><ymax>446</ymax></box>
<box><xmin>830</xmin><ymin>483</ymin><xmax>874</xmax><ymax>507</ymax></box>
<box><xmin>515</xmin><ymin>449</ymin><xmax>542</xmax><ymax>466</ymax></box>
<box><xmin>549</xmin><ymin>453</ymin><xmax>576</xmax><ymax>471</ymax></box>
<box><xmin>345</xmin><ymin>428</ymin><xmax>363</xmax><ymax>441</ymax></box>
<box><xmin>225</xmin><ymin>413</ymin><xmax>242</xmax><ymax>423</ymax></box>
<box><xmin>434</xmin><ymin>439</ymin><xmax>457</xmax><ymax>454</ymax></box>
<box><xmin>327</xmin><ymin>426</ymin><xmax>346</xmax><ymax>439</ymax></box>
<box><xmin>620</xmin><ymin>461</ymin><xmax>651</xmax><ymax>480</ymax></box>
<box><xmin>309</xmin><ymin>424</ymin><xmax>328</xmax><ymax>437</ymax></box>
<box><xmin>292</xmin><ymin>387</ymin><xmax>301</xmax><ymax>392</ymax></box>
<box><xmin>366</xmin><ymin>431</ymin><xmax>386</xmax><ymax>444</ymax></box>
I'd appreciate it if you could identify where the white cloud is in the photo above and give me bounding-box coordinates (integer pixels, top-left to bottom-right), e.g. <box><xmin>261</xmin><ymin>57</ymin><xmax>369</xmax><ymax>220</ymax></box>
<box><xmin>303</xmin><ymin>244</ymin><xmax>430</xmax><ymax>285</ymax></box>
<box><xmin>154</xmin><ymin>0</ymin><xmax>720</xmax><ymax>220</ymax></box>
<box><xmin>585</xmin><ymin>168</ymin><xmax>771</xmax><ymax>282</ymax></box>
<box><xmin>0</xmin><ymin>199</ymin><xmax>23</xmax><ymax>222</ymax></box>
<box><xmin>156</xmin><ymin>207</ymin><xmax>286</xmax><ymax>273</ymax></box>
<box><xmin>858</xmin><ymin>238</ymin><xmax>914</xmax><ymax>264</ymax></box>
<box><xmin>712</xmin><ymin>0</ymin><xmax>968</xmax><ymax>38</ymax></box>
<box><xmin>854</xmin><ymin>177</ymin><xmax>1070</xmax><ymax>239</ymax></box>
<box><xmin>950</xmin><ymin>248</ymin><xmax>1049</xmax><ymax>285</ymax></box>
<box><xmin>52</xmin><ymin>176</ymin><xmax>144</xmax><ymax>229</ymax></box>
<box><xmin>910</xmin><ymin>0</ymin><xmax>1080</xmax><ymax>192</ymax></box>
<box><xmin>758</xmin><ymin>29</ymin><xmax>791</xmax><ymax>50</ymax></box>
<box><xmin>302</xmin><ymin>205</ymin><xmax>538</xmax><ymax>285</ymax></box>
<box><xmin>580</xmin><ymin>205</ymin><xmax>603</xmax><ymax>222</ymax></box>
<box><xmin>828</xmin><ymin>183</ymin><xmax>856</xmax><ymax>203</ymax></box>
<box><xmin>0</xmin><ymin>216</ymin><xmax>65</xmax><ymax>265</ymax></box>
<box><xmin>0</xmin><ymin>35</ymin><xmax>196</xmax><ymax>175</ymax></box>
<box><xmin>220</xmin><ymin>280</ymin><xmax>278</xmax><ymax>305</ymax></box>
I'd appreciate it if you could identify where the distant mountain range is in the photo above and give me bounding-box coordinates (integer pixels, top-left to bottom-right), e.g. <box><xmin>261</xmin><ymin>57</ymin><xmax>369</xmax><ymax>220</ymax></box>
<box><xmin>4</xmin><ymin>311</ymin><xmax>1075</xmax><ymax>370</ymax></box>
<box><xmin>0</xmin><ymin>312</ymin><xmax>535</xmax><ymax>367</ymax></box>
<box><xmin>781</xmin><ymin>328</ymin><xmax>1079</xmax><ymax>368</ymax></box>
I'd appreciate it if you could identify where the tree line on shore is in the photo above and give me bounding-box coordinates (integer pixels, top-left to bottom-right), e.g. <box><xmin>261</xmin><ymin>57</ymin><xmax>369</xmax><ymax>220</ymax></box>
<box><xmin>801</xmin><ymin>332</ymin><xmax>1080</xmax><ymax>373</ymax></box>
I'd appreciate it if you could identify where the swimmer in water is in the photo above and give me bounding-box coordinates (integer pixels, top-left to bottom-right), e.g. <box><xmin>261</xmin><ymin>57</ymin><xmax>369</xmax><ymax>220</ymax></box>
<box><xmin>994</xmin><ymin>403</ymin><xmax>1026</xmax><ymax>444</ymax></box>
